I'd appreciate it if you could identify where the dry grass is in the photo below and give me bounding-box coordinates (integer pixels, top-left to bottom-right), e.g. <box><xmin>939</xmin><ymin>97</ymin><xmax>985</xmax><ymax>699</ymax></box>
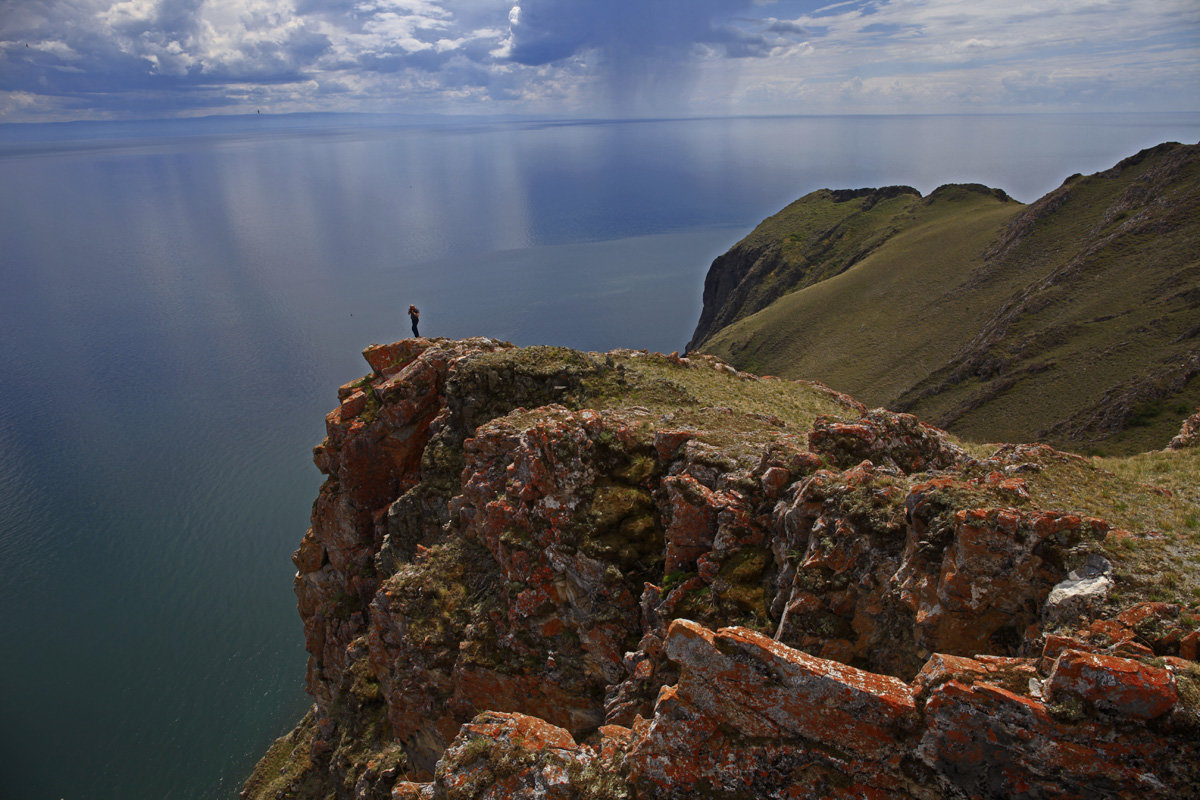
<box><xmin>917</xmin><ymin>427</ymin><xmax>1200</xmax><ymax>609</ymax></box>
<box><xmin>992</xmin><ymin>445</ymin><xmax>1200</xmax><ymax>608</ymax></box>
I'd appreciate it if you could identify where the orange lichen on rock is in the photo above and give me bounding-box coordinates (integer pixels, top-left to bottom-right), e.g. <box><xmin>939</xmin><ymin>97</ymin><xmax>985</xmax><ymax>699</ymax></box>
<box><xmin>247</xmin><ymin>339</ymin><xmax>1200</xmax><ymax>800</ymax></box>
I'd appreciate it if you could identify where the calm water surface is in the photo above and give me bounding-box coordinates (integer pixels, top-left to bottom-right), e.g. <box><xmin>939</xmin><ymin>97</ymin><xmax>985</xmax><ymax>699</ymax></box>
<box><xmin>2</xmin><ymin>112</ymin><xmax>1198</xmax><ymax>800</ymax></box>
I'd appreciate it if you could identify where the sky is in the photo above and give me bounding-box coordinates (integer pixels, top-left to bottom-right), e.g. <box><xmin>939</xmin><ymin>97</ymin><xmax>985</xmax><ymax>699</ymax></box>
<box><xmin>1</xmin><ymin>0</ymin><xmax>1198</xmax><ymax>122</ymax></box>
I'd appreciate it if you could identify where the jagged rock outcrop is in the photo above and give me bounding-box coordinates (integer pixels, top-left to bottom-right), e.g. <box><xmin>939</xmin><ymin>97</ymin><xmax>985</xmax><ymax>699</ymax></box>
<box><xmin>1168</xmin><ymin>406</ymin><xmax>1200</xmax><ymax>449</ymax></box>
<box><xmin>245</xmin><ymin>338</ymin><xmax>1200</xmax><ymax>800</ymax></box>
<box><xmin>391</xmin><ymin>618</ymin><xmax>1199</xmax><ymax>800</ymax></box>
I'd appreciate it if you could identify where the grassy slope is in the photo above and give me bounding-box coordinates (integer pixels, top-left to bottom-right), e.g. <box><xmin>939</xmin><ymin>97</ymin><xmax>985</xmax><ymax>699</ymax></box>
<box><xmin>900</xmin><ymin>143</ymin><xmax>1200</xmax><ymax>454</ymax></box>
<box><xmin>698</xmin><ymin>143</ymin><xmax>1200</xmax><ymax>455</ymax></box>
<box><xmin>686</xmin><ymin>188</ymin><xmax>924</xmax><ymax>351</ymax></box>
<box><xmin>742</xmin><ymin>188</ymin><xmax>923</xmax><ymax>286</ymax></box>
<box><xmin>702</xmin><ymin>187</ymin><xmax>1023</xmax><ymax>404</ymax></box>
<box><xmin>474</xmin><ymin>345</ymin><xmax>859</xmax><ymax>466</ymax></box>
<box><xmin>1092</xmin><ymin>447</ymin><xmax>1200</xmax><ymax>608</ymax></box>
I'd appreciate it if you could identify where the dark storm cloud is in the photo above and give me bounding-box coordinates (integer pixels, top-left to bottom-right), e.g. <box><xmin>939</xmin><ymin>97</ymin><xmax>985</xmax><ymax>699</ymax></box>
<box><xmin>500</xmin><ymin>0</ymin><xmax>776</xmax><ymax>112</ymax></box>
<box><xmin>765</xmin><ymin>19</ymin><xmax>810</xmax><ymax>36</ymax></box>
<box><xmin>503</xmin><ymin>0</ymin><xmax>757</xmax><ymax>66</ymax></box>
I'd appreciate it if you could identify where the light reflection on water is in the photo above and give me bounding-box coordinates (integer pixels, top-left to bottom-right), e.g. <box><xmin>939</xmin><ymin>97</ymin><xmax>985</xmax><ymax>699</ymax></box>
<box><xmin>1</xmin><ymin>112</ymin><xmax>1198</xmax><ymax>800</ymax></box>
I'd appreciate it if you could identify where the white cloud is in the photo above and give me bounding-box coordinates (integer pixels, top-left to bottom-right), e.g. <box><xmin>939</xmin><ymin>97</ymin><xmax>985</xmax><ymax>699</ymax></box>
<box><xmin>0</xmin><ymin>90</ymin><xmax>46</xmax><ymax>114</ymax></box>
<box><xmin>100</xmin><ymin>0</ymin><xmax>159</xmax><ymax>27</ymax></box>
<box><xmin>0</xmin><ymin>0</ymin><xmax>1196</xmax><ymax>120</ymax></box>
<box><xmin>26</xmin><ymin>39</ymin><xmax>83</xmax><ymax>60</ymax></box>
<box><xmin>709</xmin><ymin>0</ymin><xmax>1200</xmax><ymax>112</ymax></box>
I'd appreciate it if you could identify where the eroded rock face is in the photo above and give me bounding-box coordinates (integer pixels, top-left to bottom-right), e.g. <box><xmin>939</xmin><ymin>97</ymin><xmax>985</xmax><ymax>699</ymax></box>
<box><xmin>808</xmin><ymin>408</ymin><xmax>969</xmax><ymax>473</ymax></box>
<box><xmin>370</xmin><ymin>405</ymin><xmax>657</xmax><ymax>771</ymax></box>
<box><xmin>389</xmin><ymin>620</ymin><xmax>1199</xmax><ymax>800</ymax></box>
<box><xmin>628</xmin><ymin>620</ymin><xmax>923</xmax><ymax>799</ymax></box>
<box><xmin>245</xmin><ymin>339</ymin><xmax>1200</xmax><ymax>800</ymax></box>
<box><xmin>297</xmin><ymin>337</ymin><xmax>513</xmax><ymax>716</ymax></box>
<box><xmin>895</xmin><ymin>505</ymin><xmax>1109</xmax><ymax>658</ymax></box>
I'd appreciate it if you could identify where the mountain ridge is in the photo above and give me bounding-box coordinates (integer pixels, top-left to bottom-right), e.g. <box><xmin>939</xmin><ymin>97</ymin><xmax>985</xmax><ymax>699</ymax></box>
<box><xmin>692</xmin><ymin>141</ymin><xmax>1200</xmax><ymax>455</ymax></box>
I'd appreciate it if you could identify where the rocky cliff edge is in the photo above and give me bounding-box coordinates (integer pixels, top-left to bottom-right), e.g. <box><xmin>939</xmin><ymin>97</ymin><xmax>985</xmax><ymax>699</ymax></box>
<box><xmin>243</xmin><ymin>337</ymin><xmax>1200</xmax><ymax>800</ymax></box>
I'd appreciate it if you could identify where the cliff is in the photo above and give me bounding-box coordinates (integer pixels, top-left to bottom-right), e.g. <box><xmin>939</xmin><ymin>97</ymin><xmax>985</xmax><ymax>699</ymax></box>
<box><xmin>244</xmin><ymin>337</ymin><xmax>1200</xmax><ymax>799</ymax></box>
<box><xmin>692</xmin><ymin>142</ymin><xmax>1200</xmax><ymax>455</ymax></box>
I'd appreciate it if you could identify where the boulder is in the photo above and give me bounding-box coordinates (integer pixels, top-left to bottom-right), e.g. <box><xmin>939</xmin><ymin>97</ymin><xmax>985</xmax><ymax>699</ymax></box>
<box><xmin>1043</xmin><ymin>553</ymin><xmax>1114</xmax><ymax>625</ymax></box>
<box><xmin>1167</xmin><ymin>407</ymin><xmax>1200</xmax><ymax>449</ymax></box>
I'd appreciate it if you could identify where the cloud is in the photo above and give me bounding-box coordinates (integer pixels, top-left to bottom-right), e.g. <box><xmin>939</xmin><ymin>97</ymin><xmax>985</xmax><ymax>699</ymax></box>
<box><xmin>499</xmin><ymin>0</ymin><xmax>770</xmax><ymax>65</ymax></box>
<box><xmin>712</xmin><ymin>0</ymin><xmax>1200</xmax><ymax>112</ymax></box>
<box><xmin>0</xmin><ymin>0</ymin><xmax>518</xmax><ymax>117</ymax></box>
<box><xmin>765</xmin><ymin>19</ymin><xmax>809</xmax><ymax>36</ymax></box>
<box><xmin>766</xmin><ymin>0</ymin><xmax>1200</xmax><ymax>67</ymax></box>
<box><xmin>496</xmin><ymin>0</ymin><xmax>768</xmax><ymax>113</ymax></box>
<box><xmin>0</xmin><ymin>0</ymin><xmax>1196</xmax><ymax>120</ymax></box>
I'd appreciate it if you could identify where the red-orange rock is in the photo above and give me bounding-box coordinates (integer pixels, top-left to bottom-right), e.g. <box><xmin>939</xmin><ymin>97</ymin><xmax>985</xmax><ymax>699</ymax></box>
<box><xmin>660</xmin><ymin>474</ymin><xmax>739</xmax><ymax>574</ymax></box>
<box><xmin>1182</xmin><ymin>630</ymin><xmax>1199</xmax><ymax>661</ymax></box>
<box><xmin>338</xmin><ymin>388</ymin><xmax>368</xmax><ymax>419</ymax></box>
<box><xmin>362</xmin><ymin>339</ymin><xmax>428</xmax><ymax>377</ymax></box>
<box><xmin>628</xmin><ymin>620</ymin><xmax>918</xmax><ymax>798</ymax></box>
<box><xmin>292</xmin><ymin>527</ymin><xmax>325</xmax><ymax>573</ymax></box>
<box><xmin>808</xmin><ymin>408</ymin><xmax>968</xmax><ymax>473</ymax></box>
<box><xmin>431</xmin><ymin>712</ymin><xmax>590</xmax><ymax>800</ymax></box>
<box><xmin>913</xmin><ymin>653</ymin><xmax>990</xmax><ymax>692</ymax></box>
<box><xmin>918</xmin><ymin>676</ymin><xmax>1193</xmax><ymax>798</ymax></box>
<box><xmin>653</xmin><ymin>429</ymin><xmax>694</xmax><ymax>461</ymax></box>
<box><xmin>446</xmin><ymin>665</ymin><xmax>605</xmax><ymax>739</ymax></box>
<box><xmin>1087</xmin><ymin>617</ymin><xmax>1134</xmax><ymax>643</ymax></box>
<box><xmin>771</xmin><ymin>461</ymin><xmax>916</xmax><ymax>676</ymax></box>
<box><xmin>299</xmin><ymin>338</ymin><xmax>514</xmax><ymax>756</ymax></box>
<box><xmin>1117</xmin><ymin>601</ymin><xmax>1178</xmax><ymax>627</ymax></box>
<box><xmin>760</xmin><ymin>465</ymin><xmax>791</xmax><ymax>499</ymax></box>
<box><xmin>1046</xmin><ymin>649</ymin><xmax>1178</xmax><ymax>719</ymax></box>
<box><xmin>896</xmin><ymin>506</ymin><xmax>1104</xmax><ymax>658</ymax></box>
<box><xmin>1113</xmin><ymin>640</ymin><xmax>1156</xmax><ymax>658</ymax></box>
<box><xmin>1039</xmin><ymin>633</ymin><xmax>1098</xmax><ymax>672</ymax></box>
<box><xmin>262</xmin><ymin>339</ymin><xmax>1200</xmax><ymax>800</ymax></box>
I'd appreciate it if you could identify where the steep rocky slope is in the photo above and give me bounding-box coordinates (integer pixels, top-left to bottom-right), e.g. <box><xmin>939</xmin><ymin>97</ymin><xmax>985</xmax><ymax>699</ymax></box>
<box><xmin>693</xmin><ymin>142</ymin><xmax>1200</xmax><ymax>455</ymax></box>
<box><xmin>244</xmin><ymin>337</ymin><xmax>1200</xmax><ymax>800</ymax></box>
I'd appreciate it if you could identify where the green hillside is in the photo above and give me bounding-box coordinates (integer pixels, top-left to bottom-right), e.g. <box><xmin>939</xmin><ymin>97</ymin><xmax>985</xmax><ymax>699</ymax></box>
<box><xmin>693</xmin><ymin>142</ymin><xmax>1200</xmax><ymax>455</ymax></box>
<box><xmin>686</xmin><ymin>185</ymin><xmax>930</xmax><ymax>350</ymax></box>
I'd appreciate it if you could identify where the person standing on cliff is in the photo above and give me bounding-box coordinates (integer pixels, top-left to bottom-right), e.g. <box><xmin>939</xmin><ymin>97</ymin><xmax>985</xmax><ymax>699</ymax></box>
<box><xmin>408</xmin><ymin>304</ymin><xmax>420</xmax><ymax>337</ymax></box>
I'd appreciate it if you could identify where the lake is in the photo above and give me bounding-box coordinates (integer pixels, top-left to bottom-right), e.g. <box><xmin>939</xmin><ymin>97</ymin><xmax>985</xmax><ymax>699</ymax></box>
<box><xmin>2</xmin><ymin>112</ymin><xmax>1198</xmax><ymax>800</ymax></box>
